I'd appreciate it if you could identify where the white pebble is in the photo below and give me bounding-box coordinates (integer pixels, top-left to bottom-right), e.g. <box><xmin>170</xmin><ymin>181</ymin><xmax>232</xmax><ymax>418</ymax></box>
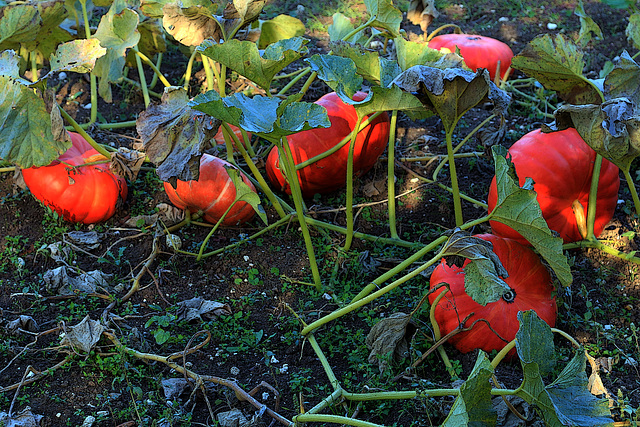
<box><xmin>83</xmin><ymin>103</ymin><xmax>92</xmax><ymax>109</ymax></box>
<box><xmin>498</xmin><ymin>17</ymin><xmax>509</xmax><ymax>22</ymax></box>
<box><xmin>547</xmin><ymin>23</ymin><xmax>558</xmax><ymax>30</ymax></box>
<box><xmin>58</xmin><ymin>72</ymin><xmax>67</xmax><ymax>80</ymax></box>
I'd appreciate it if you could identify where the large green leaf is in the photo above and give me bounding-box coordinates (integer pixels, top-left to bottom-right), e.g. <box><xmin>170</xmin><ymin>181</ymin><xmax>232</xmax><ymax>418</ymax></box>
<box><xmin>511</xmin><ymin>34</ymin><xmax>602</xmax><ymax>105</ymax></box>
<box><xmin>0</xmin><ymin>3</ymin><xmax>39</xmax><ymax>50</ymax></box>
<box><xmin>441</xmin><ymin>352</ymin><xmax>497</xmax><ymax>426</ymax></box>
<box><xmin>49</xmin><ymin>39</ymin><xmax>107</xmax><ymax>74</ymax></box>
<box><xmin>391</xmin><ymin>65</ymin><xmax>510</xmax><ymax>134</ymax></box>
<box><xmin>393</xmin><ymin>37</ymin><xmax>460</xmax><ymax>71</ymax></box>
<box><xmin>546</xmin><ymin>99</ymin><xmax>640</xmax><ymax>172</ymax></box>
<box><xmin>257</xmin><ymin>14</ymin><xmax>304</xmax><ymax>49</ymax></box>
<box><xmin>363</xmin><ymin>0</ymin><xmax>402</xmax><ymax>38</ymax></box>
<box><xmin>627</xmin><ymin>13</ymin><xmax>640</xmax><ymax>51</ymax></box>
<box><xmin>515</xmin><ymin>311</ymin><xmax>614</xmax><ymax>427</ymax></box>
<box><xmin>327</xmin><ymin>12</ymin><xmax>367</xmax><ymax>44</ymax></box>
<box><xmin>198</xmin><ymin>37</ymin><xmax>307</xmax><ymax>91</ymax></box>
<box><xmin>0</xmin><ymin>50</ymin><xmax>22</xmax><ymax>79</ymax></box>
<box><xmin>136</xmin><ymin>87</ymin><xmax>219</xmax><ymax>184</ymax></box>
<box><xmin>331</xmin><ymin>42</ymin><xmax>401</xmax><ymax>87</ymax></box>
<box><xmin>440</xmin><ymin>229</ymin><xmax>511</xmax><ymax>306</ymax></box>
<box><xmin>0</xmin><ymin>76</ymin><xmax>69</xmax><ymax>168</ymax></box>
<box><xmin>93</xmin><ymin>0</ymin><xmax>140</xmax><ymax>102</ymax></box>
<box><xmin>490</xmin><ymin>146</ymin><xmax>572</xmax><ymax>287</ymax></box>
<box><xmin>305</xmin><ymin>54</ymin><xmax>362</xmax><ymax>101</ymax></box>
<box><xmin>225</xmin><ymin>167</ymin><xmax>267</xmax><ymax>225</ymax></box>
<box><xmin>351</xmin><ymin>85</ymin><xmax>428</xmax><ymax>118</ymax></box>
<box><xmin>189</xmin><ymin>91</ymin><xmax>331</xmax><ymax>142</ymax></box>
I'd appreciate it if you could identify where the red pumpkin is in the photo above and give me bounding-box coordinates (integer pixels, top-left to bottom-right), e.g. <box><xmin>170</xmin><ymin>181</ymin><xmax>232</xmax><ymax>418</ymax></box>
<box><xmin>265</xmin><ymin>91</ymin><xmax>390</xmax><ymax>197</ymax></box>
<box><xmin>22</xmin><ymin>132</ymin><xmax>127</xmax><ymax>224</ymax></box>
<box><xmin>163</xmin><ymin>154</ymin><xmax>255</xmax><ymax>226</ymax></box>
<box><xmin>214</xmin><ymin>124</ymin><xmax>250</xmax><ymax>148</ymax></box>
<box><xmin>428</xmin><ymin>234</ymin><xmax>557</xmax><ymax>354</ymax></box>
<box><xmin>487</xmin><ymin>128</ymin><xmax>620</xmax><ymax>245</ymax></box>
<box><xmin>427</xmin><ymin>34</ymin><xmax>514</xmax><ymax>80</ymax></box>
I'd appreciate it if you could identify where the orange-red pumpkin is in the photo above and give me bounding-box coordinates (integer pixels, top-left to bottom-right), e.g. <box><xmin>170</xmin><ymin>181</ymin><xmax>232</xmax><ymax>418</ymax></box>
<box><xmin>163</xmin><ymin>154</ymin><xmax>255</xmax><ymax>226</ymax></box>
<box><xmin>22</xmin><ymin>132</ymin><xmax>127</xmax><ymax>224</ymax></box>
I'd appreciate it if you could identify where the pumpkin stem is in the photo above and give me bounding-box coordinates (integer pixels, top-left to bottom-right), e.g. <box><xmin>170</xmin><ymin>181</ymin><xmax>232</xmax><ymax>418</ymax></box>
<box><xmin>501</xmin><ymin>288</ymin><xmax>516</xmax><ymax>303</ymax></box>
<box><xmin>572</xmin><ymin>199</ymin><xmax>588</xmax><ymax>240</ymax></box>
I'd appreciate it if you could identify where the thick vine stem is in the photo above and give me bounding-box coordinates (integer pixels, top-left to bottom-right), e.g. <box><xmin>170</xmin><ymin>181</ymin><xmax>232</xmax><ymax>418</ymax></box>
<box><xmin>59</xmin><ymin>108</ymin><xmax>112</xmax><ymax>158</ymax></box>
<box><xmin>622</xmin><ymin>167</ymin><xmax>640</xmax><ymax>218</ymax></box>
<box><xmin>586</xmin><ymin>154</ymin><xmax>604</xmax><ymax>239</ymax></box>
<box><xmin>562</xmin><ymin>239</ymin><xmax>640</xmax><ymax>264</ymax></box>
<box><xmin>429</xmin><ymin>285</ymin><xmax>457</xmax><ymax>378</ymax></box>
<box><xmin>387</xmin><ymin>110</ymin><xmax>399</xmax><ymax>239</ymax></box>
<box><xmin>425</xmin><ymin>23</ymin><xmax>462</xmax><ymax>42</ymax></box>
<box><xmin>133</xmin><ymin>49</ymin><xmax>151</xmax><ymax>108</ymax></box>
<box><xmin>134</xmin><ymin>49</ymin><xmax>171</xmax><ymax>88</ymax></box>
<box><xmin>79</xmin><ymin>0</ymin><xmax>98</xmax><ymax>127</ymax></box>
<box><xmin>343</xmin><ymin>116</ymin><xmax>365</xmax><ymax>251</ymax></box>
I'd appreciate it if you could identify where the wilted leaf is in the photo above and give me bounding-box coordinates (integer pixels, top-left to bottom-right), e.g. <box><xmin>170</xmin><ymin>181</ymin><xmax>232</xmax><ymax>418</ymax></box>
<box><xmin>391</xmin><ymin>65</ymin><xmax>510</xmax><ymax>134</ymax></box>
<box><xmin>5</xmin><ymin>315</ymin><xmax>38</xmax><ymax>335</ymax></box>
<box><xmin>66</xmin><ymin>230</ymin><xmax>101</xmax><ymax>250</ymax></box>
<box><xmin>627</xmin><ymin>13</ymin><xmax>640</xmax><ymax>51</ymax></box>
<box><xmin>258</xmin><ymin>14</ymin><xmax>305</xmax><ymax>49</ymax></box>
<box><xmin>49</xmin><ymin>39</ymin><xmax>107</xmax><ymax>74</ymax></box>
<box><xmin>198</xmin><ymin>37</ymin><xmax>308</xmax><ymax>91</ymax></box>
<box><xmin>136</xmin><ymin>86</ymin><xmax>219</xmax><ymax>184</ymax></box>
<box><xmin>363</xmin><ymin>0</ymin><xmax>402</xmax><ymax>38</ymax></box>
<box><xmin>407</xmin><ymin>0</ymin><xmax>439</xmax><ymax>33</ymax></box>
<box><xmin>176</xmin><ymin>297</ymin><xmax>232</xmax><ymax>322</ymax></box>
<box><xmin>60</xmin><ymin>315</ymin><xmax>105</xmax><ymax>353</ymax></box>
<box><xmin>515</xmin><ymin>311</ymin><xmax>614</xmax><ymax>426</ymax></box>
<box><xmin>441</xmin><ymin>352</ymin><xmax>497</xmax><ymax>426</ymax></box>
<box><xmin>0</xmin><ymin>407</ymin><xmax>44</xmax><ymax>427</ymax></box>
<box><xmin>489</xmin><ymin>146</ymin><xmax>572</xmax><ymax>287</ymax></box>
<box><xmin>366</xmin><ymin>312</ymin><xmax>417</xmax><ymax>373</ymax></box>
<box><xmin>511</xmin><ymin>34</ymin><xmax>602</xmax><ymax>105</ymax></box>
<box><xmin>546</xmin><ymin>98</ymin><xmax>640</xmax><ymax>172</ymax></box>
<box><xmin>110</xmin><ymin>147</ymin><xmax>146</xmax><ymax>182</ymax></box>
<box><xmin>162</xmin><ymin>3</ymin><xmax>219</xmax><ymax>46</ymax></box>
<box><xmin>0</xmin><ymin>4</ymin><xmax>39</xmax><ymax>50</ymax></box>
<box><xmin>440</xmin><ymin>229</ymin><xmax>511</xmax><ymax>306</ymax></box>
<box><xmin>604</xmin><ymin>51</ymin><xmax>640</xmax><ymax>105</ymax></box>
<box><xmin>575</xmin><ymin>0</ymin><xmax>603</xmax><ymax>47</ymax></box>
<box><xmin>223</xmin><ymin>0</ymin><xmax>266</xmax><ymax>27</ymax></box>
<box><xmin>126</xmin><ymin>18</ymin><xmax>166</xmax><ymax>65</ymax></box>
<box><xmin>0</xmin><ymin>76</ymin><xmax>69</xmax><ymax>168</ymax></box>
<box><xmin>43</xmin><ymin>266</ymin><xmax>113</xmax><ymax>295</ymax></box>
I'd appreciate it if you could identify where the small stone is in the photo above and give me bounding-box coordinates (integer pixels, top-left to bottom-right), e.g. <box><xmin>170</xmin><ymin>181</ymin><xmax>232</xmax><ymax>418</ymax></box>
<box><xmin>58</xmin><ymin>72</ymin><xmax>67</xmax><ymax>80</ymax></box>
<box><xmin>230</xmin><ymin>366</ymin><xmax>240</xmax><ymax>375</ymax></box>
<box><xmin>498</xmin><ymin>17</ymin><xmax>509</xmax><ymax>22</ymax></box>
<box><xmin>81</xmin><ymin>415</ymin><xmax>96</xmax><ymax>427</ymax></box>
<box><xmin>547</xmin><ymin>23</ymin><xmax>558</xmax><ymax>30</ymax></box>
<box><xmin>270</xmin><ymin>355</ymin><xmax>279</xmax><ymax>364</ymax></box>
<box><xmin>625</xmin><ymin>357</ymin><xmax>638</xmax><ymax>367</ymax></box>
<box><xmin>83</xmin><ymin>103</ymin><xmax>92</xmax><ymax>110</ymax></box>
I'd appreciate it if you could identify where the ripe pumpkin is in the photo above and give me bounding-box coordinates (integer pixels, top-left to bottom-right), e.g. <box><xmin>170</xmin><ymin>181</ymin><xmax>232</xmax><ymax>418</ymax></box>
<box><xmin>427</xmin><ymin>34</ymin><xmax>514</xmax><ymax>80</ymax></box>
<box><xmin>428</xmin><ymin>234</ymin><xmax>557</xmax><ymax>354</ymax></box>
<box><xmin>214</xmin><ymin>124</ymin><xmax>250</xmax><ymax>148</ymax></box>
<box><xmin>265</xmin><ymin>91</ymin><xmax>390</xmax><ymax>197</ymax></box>
<box><xmin>487</xmin><ymin>128</ymin><xmax>620</xmax><ymax>245</ymax></box>
<box><xmin>22</xmin><ymin>132</ymin><xmax>127</xmax><ymax>224</ymax></box>
<box><xmin>163</xmin><ymin>154</ymin><xmax>255</xmax><ymax>226</ymax></box>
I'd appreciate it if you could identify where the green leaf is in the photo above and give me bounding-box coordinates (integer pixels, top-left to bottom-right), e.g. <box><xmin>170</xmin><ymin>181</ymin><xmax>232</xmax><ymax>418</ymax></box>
<box><xmin>511</xmin><ymin>34</ymin><xmax>602</xmax><ymax>105</ymax></box>
<box><xmin>0</xmin><ymin>50</ymin><xmax>21</xmax><ymax>79</ymax></box>
<box><xmin>352</xmin><ymin>85</ymin><xmax>427</xmax><ymax>117</ymax></box>
<box><xmin>258</xmin><ymin>14</ymin><xmax>305</xmax><ymax>49</ymax></box>
<box><xmin>93</xmin><ymin>0</ymin><xmax>141</xmax><ymax>102</ymax></box>
<box><xmin>363</xmin><ymin>0</ymin><xmax>402</xmax><ymax>38</ymax></box>
<box><xmin>515</xmin><ymin>310</ymin><xmax>556</xmax><ymax>375</ymax></box>
<box><xmin>49</xmin><ymin>39</ymin><xmax>107</xmax><ymax>74</ymax></box>
<box><xmin>515</xmin><ymin>311</ymin><xmax>614</xmax><ymax>427</ymax></box>
<box><xmin>393</xmin><ymin>37</ymin><xmax>454</xmax><ymax>71</ymax></box>
<box><xmin>305</xmin><ymin>54</ymin><xmax>362</xmax><ymax>100</ymax></box>
<box><xmin>574</xmin><ymin>0</ymin><xmax>603</xmax><ymax>47</ymax></box>
<box><xmin>0</xmin><ymin>76</ymin><xmax>69</xmax><ymax>168</ymax></box>
<box><xmin>225</xmin><ymin>167</ymin><xmax>268</xmax><ymax>225</ymax></box>
<box><xmin>441</xmin><ymin>229</ymin><xmax>511</xmax><ymax>306</ymax></box>
<box><xmin>489</xmin><ymin>146</ymin><xmax>573</xmax><ymax>287</ymax></box>
<box><xmin>327</xmin><ymin>12</ymin><xmax>367</xmax><ymax>44</ymax></box>
<box><xmin>391</xmin><ymin>65</ymin><xmax>510</xmax><ymax>134</ymax></box>
<box><xmin>547</xmin><ymin>99</ymin><xmax>640</xmax><ymax>172</ymax></box>
<box><xmin>0</xmin><ymin>3</ymin><xmax>39</xmax><ymax>50</ymax></box>
<box><xmin>198</xmin><ymin>37</ymin><xmax>308</xmax><ymax>91</ymax></box>
<box><xmin>136</xmin><ymin>86</ymin><xmax>219</xmax><ymax>184</ymax></box>
<box><xmin>331</xmin><ymin>41</ymin><xmax>401</xmax><ymax>87</ymax></box>
<box><xmin>626</xmin><ymin>13</ymin><xmax>640</xmax><ymax>51</ymax></box>
<box><xmin>441</xmin><ymin>352</ymin><xmax>497</xmax><ymax>426</ymax></box>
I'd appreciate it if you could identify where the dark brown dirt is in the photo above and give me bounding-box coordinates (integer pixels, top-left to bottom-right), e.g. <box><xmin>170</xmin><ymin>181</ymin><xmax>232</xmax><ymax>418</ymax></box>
<box><xmin>1</xmin><ymin>1</ymin><xmax>639</xmax><ymax>426</ymax></box>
